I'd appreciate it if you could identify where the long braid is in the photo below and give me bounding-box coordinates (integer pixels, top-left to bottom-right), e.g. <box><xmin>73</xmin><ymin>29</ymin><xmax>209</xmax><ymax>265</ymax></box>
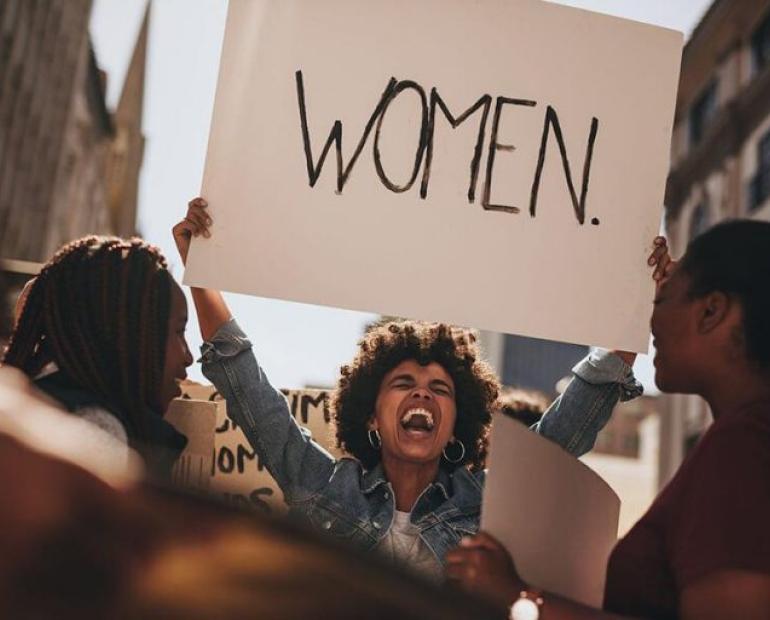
<box><xmin>2</xmin><ymin>236</ymin><xmax>173</xmax><ymax>453</ymax></box>
<box><xmin>94</xmin><ymin>240</ymin><xmax>126</xmax><ymax>415</ymax></box>
<box><xmin>138</xmin><ymin>254</ymin><xmax>157</xmax><ymax>424</ymax></box>
<box><xmin>63</xmin><ymin>246</ymin><xmax>111</xmax><ymax>394</ymax></box>
<box><xmin>123</xmin><ymin>244</ymin><xmax>153</xmax><ymax>439</ymax></box>
<box><xmin>3</xmin><ymin>275</ymin><xmax>48</xmax><ymax>375</ymax></box>
<box><xmin>150</xmin><ymin>269</ymin><xmax>171</xmax><ymax>410</ymax></box>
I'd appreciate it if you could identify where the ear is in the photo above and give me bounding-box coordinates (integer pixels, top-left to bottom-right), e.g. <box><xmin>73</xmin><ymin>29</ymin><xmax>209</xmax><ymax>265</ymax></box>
<box><xmin>367</xmin><ymin>417</ymin><xmax>379</xmax><ymax>431</ymax></box>
<box><xmin>696</xmin><ymin>291</ymin><xmax>731</xmax><ymax>335</ymax></box>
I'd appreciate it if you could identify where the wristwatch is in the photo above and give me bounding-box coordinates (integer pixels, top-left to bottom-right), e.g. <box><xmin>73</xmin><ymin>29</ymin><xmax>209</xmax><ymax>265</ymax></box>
<box><xmin>509</xmin><ymin>590</ymin><xmax>544</xmax><ymax>620</ymax></box>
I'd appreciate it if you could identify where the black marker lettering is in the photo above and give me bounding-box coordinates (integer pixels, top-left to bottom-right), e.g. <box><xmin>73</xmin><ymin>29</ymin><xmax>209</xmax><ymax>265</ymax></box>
<box><xmin>296</xmin><ymin>70</ymin><xmax>398</xmax><ymax>193</ymax></box>
<box><xmin>421</xmin><ymin>91</ymin><xmax>492</xmax><ymax>202</ymax></box>
<box><xmin>482</xmin><ymin>96</ymin><xmax>537</xmax><ymax>213</ymax></box>
<box><xmin>529</xmin><ymin>106</ymin><xmax>599</xmax><ymax>224</ymax></box>
<box><xmin>372</xmin><ymin>81</ymin><xmax>429</xmax><ymax>193</ymax></box>
<box><xmin>249</xmin><ymin>488</ymin><xmax>274</xmax><ymax>513</ymax></box>
<box><xmin>300</xmin><ymin>392</ymin><xmax>329</xmax><ymax>424</ymax></box>
<box><xmin>217</xmin><ymin>446</ymin><xmax>235</xmax><ymax>474</ymax></box>
<box><xmin>237</xmin><ymin>444</ymin><xmax>257</xmax><ymax>474</ymax></box>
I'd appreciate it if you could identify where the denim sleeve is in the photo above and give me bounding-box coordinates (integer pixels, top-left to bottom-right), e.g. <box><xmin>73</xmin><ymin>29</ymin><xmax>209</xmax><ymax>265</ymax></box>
<box><xmin>199</xmin><ymin>319</ymin><xmax>335</xmax><ymax>501</ymax></box>
<box><xmin>532</xmin><ymin>349</ymin><xmax>643</xmax><ymax>457</ymax></box>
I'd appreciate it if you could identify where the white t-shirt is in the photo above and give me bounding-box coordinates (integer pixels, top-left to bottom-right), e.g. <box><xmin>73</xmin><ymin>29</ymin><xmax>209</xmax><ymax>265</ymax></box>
<box><xmin>375</xmin><ymin>510</ymin><xmax>443</xmax><ymax>581</ymax></box>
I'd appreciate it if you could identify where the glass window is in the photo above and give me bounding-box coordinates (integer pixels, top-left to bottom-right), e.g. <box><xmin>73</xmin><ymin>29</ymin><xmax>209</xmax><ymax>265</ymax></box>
<box><xmin>749</xmin><ymin>130</ymin><xmax>770</xmax><ymax>211</ymax></box>
<box><xmin>689</xmin><ymin>81</ymin><xmax>718</xmax><ymax>147</ymax></box>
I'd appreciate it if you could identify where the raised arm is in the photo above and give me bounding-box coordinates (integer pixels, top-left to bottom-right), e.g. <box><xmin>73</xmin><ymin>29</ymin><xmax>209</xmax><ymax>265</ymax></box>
<box><xmin>172</xmin><ymin>197</ymin><xmax>231</xmax><ymax>340</ymax></box>
<box><xmin>533</xmin><ymin>349</ymin><xmax>641</xmax><ymax>456</ymax></box>
<box><xmin>172</xmin><ymin>198</ymin><xmax>335</xmax><ymax>500</ymax></box>
<box><xmin>531</xmin><ymin>237</ymin><xmax>674</xmax><ymax>457</ymax></box>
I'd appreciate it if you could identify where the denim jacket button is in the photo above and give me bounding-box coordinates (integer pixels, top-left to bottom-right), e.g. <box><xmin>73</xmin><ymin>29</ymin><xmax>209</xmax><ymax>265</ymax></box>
<box><xmin>373</xmin><ymin>521</ymin><xmax>381</xmax><ymax>530</ymax></box>
<box><xmin>383</xmin><ymin>492</ymin><xmax>389</xmax><ymax>500</ymax></box>
<box><xmin>322</xmin><ymin>520</ymin><xmax>332</xmax><ymax>530</ymax></box>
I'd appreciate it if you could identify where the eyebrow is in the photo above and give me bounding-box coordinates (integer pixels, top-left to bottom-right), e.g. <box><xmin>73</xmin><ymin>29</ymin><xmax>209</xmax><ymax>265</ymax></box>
<box><xmin>388</xmin><ymin>374</ymin><xmax>454</xmax><ymax>393</ymax></box>
<box><xmin>388</xmin><ymin>374</ymin><xmax>415</xmax><ymax>385</ymax></box>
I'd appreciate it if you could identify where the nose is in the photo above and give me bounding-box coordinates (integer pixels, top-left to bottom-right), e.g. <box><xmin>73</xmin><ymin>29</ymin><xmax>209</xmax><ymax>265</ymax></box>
<box><xmin>410</xmin><ymin>387</ymin><xmax>433</xmax><ymax>401</ymax></box>
<box><xmin>183</xmin><ymin>340</ymin><xmax>194</xmax><ymax>367</ymax></box>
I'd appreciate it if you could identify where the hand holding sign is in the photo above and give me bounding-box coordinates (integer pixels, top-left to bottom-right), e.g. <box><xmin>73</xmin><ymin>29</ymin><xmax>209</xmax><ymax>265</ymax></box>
<box><xmin>173</xmin><ymin>197</ymin><xmax>212</xmax><ymax>265</ymax></box>
<box><xmin>445</xmin><ymin>532</ymin><xmax>524</xmax><ymax>608</ymax></box>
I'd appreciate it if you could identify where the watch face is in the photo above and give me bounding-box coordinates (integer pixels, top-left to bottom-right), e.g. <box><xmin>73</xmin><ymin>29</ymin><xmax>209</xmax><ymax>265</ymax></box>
<box><xmin>510</xmin><ymin>598</ymin><xmax>540</xmax><ymax>620</ymax></box>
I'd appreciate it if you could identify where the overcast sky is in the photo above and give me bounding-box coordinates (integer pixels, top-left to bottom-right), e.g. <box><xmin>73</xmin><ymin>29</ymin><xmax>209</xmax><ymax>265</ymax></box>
<box><xmin>90</xmin><ymin>0</ymin><xmax>713</xmax><ymax>390</ymax></box>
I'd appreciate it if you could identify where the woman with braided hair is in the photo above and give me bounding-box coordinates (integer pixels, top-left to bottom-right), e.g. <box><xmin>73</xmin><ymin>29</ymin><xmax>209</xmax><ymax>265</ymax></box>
<box><xmin>174</xmin><ymin>197</ymin><xmax>669</xmax><ymax>579</ymax></box>
<box><xmin>3</xmin><ymin>236</ymin><xmax>193</xmax><ymax>478</ymax></box>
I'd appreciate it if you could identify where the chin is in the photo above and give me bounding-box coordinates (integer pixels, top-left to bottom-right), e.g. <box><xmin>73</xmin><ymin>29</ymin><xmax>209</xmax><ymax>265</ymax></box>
<box><xmin>156</xmin><ymin>393</ymin><xmax>176</xmax><ymax>415</ymax></box>
<box><xmin>653</xmin><ymin>373</ymin><xmax>670</xmax><ymax>393</ymax></box>
<box><xmin>654</xmin><ymin>371</ymin><xmax>690</xmax><ymax>395</ymax></box>
<box><xmin>397</xmin><ymin>448</ymin><xmax>440</xmax><ymax>464</ymax></box>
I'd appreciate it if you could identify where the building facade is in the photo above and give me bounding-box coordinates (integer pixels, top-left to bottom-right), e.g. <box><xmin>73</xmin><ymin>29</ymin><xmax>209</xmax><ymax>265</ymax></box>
<box><xmin>0</xmin><ymin>0</ymin><xmax>147</xmax><ymax>271</ymax></box>
<box><xmin>500</xmin><ymin>335</ymin><xmax>588</xmax><ymax>399</ymax></box>
<box><xmin>660</xmin><ymin>0</ymin><xmax>770</xmax><ymax>485</ymax></box>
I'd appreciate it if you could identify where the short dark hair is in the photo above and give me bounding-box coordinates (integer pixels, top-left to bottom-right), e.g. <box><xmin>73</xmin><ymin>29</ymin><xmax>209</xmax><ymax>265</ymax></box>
<box><xmin>2</xmin><ymin>236</ymin><xmax>173</xmax><ymax>443</ymax></box>
<box><xmin>331</xmin><ymin>321</ymin><xmax>500</xmax><ymax>471</ymax></box>
<box><xmin>680</xmin><ymin>219</ymin><xmax>770</xmax><ymax>368</ymax></box>
<box><xmin>498</xmin><ymin>386</ymin><xmax>551</xmax><ymax>427</ymax></box>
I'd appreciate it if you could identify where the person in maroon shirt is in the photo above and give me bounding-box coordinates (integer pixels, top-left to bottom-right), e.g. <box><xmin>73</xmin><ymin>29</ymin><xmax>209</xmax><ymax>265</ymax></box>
<box><xmin>446</xmin><ymin>220</ymin><xmax>770</xmax><ymax>620</ymax></box>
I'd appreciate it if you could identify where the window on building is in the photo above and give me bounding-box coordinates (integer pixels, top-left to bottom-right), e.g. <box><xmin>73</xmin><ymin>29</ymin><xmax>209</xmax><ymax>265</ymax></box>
<box><xmin>752</xmin><ymin>11</ymin><xmax>770</xmax><ymax>74</ymax></box>
<box><xmin>749</xmin><ymin>130</ymin><xmax>770</xmax><ymax>211</ymax></box>
<box><xmin>688</xmin><ymin>201</ymin><xmax>711</xmax><ymax>240</ymax></box>
<box><xmin>689</xmin><ymin>81</ymin><xmax>718</xmax><ymax>147</ymax></box>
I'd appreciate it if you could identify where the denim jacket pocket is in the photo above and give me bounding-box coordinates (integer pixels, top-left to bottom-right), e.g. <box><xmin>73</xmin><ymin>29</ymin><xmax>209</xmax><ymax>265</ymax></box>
<box><xmin>448</xmin><ymin>516</ymin><xmax>479</xmax><ymax>540</ymax></box>
<box><xmin>304</xmin><ymin>501</ymin><xmax>377</xmax><ymax>547</ymax></box>
<box><xmin>429</xmin><ymin>512</ymin><xmax>479</xmax><ymax>548</ymax></box>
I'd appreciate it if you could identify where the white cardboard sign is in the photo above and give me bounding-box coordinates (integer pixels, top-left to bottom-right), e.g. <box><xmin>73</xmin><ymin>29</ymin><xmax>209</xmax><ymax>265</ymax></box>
<box><xmin>185</xmin><ymin>0</ymin><xmax>683</xmax><ymax>352</ymax></box>
<box><xmin>481</xmin><ymin>414</ymin><xmax>620</xmax><ymax>608</ymax></box>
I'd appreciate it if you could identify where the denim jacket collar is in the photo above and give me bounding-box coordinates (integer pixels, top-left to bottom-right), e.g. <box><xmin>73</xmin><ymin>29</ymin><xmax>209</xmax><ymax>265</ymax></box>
<box><xmin>361</xmin><ymin>462</ymin><xmax>389</xmax><ymax>495</ymax></box>
<box><xmin>360</xmin><ymin>461</ymin><xmax>469</xmax><ymax>504</ymax></box>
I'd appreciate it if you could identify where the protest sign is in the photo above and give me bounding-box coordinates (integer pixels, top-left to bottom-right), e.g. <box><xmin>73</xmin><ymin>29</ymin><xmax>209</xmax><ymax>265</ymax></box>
<box><xmin>166</xmin><ymin>398</ymin><xmax>217</xmax><ymax>492</ymax></box>
<box><xmin>175</xmin><ymin>382</ymin><xmax>342</xmax><ymax>513</ymax></box>
<box><xmin>481</xmin><ymin>414</ymin><xmax>620</xmax><ymax>608</ymax></box>
<box><xmin>185</xmin><ymin>0</ymin><xmax>682</xmax><ymax>352</ymax></box>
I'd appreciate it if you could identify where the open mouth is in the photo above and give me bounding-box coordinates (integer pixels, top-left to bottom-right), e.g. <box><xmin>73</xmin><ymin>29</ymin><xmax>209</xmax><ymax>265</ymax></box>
<box><xmin>400</xmin><ymin>407</ymin><xmax>435</xmax><ymax>434</ymax></box>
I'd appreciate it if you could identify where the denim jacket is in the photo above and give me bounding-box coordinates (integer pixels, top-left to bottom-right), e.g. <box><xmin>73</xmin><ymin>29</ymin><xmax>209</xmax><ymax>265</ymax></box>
<box><xmin>201</xmin><ymin>320</ymin><xmax>641</xmax><ymax>565</ymax></box>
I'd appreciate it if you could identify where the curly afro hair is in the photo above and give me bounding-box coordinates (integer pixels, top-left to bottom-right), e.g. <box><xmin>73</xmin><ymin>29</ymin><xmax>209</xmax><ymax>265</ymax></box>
<box><xmin>331</xmin><ymin>320</ymin><xmax>500</xmax><ymax>472</ymax></box>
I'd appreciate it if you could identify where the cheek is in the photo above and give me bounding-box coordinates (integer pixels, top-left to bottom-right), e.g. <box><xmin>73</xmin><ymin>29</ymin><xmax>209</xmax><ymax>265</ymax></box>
<box><xmin>440</xmin><ymin>401</ymin><xmax>458</xmax><ymax>434</ymax></box>
<box><xmin>373</xmin><ymin>393</ymin><xmax>397</xmax><ymax>429</ymax></box>
<box><xmin>168</xmin><ymin>337</ymin><xmax>187</xmax><ymax>368</ymax></box>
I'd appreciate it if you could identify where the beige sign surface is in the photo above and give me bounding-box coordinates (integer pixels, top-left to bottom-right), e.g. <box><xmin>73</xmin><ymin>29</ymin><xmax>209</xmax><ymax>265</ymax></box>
<box><xmin>174</xmin><ymin>382</ymin><xmax>342</xmax><ymax>514</ymax></box>
<box><xmin>166</xmin><ymin>398</ymin><xmax>217</xmax><ymax>492</ymax></box>
<box><xmin>185</xmin><ymin>0</ymin><xmax>682</xmax><ymax>352</ymax></box>
<box><xmin>481</xmin><ymin>414</ymin><xmax>620</xmax><ymax>608</ymax></box>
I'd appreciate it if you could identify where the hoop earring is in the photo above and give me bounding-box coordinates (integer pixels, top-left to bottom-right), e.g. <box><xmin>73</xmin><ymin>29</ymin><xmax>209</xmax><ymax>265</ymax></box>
<box><xmin>442</xmin><ymin>439</ymin><xmax>466</xmax><ymax>464</ymax></box>
<box><xmin>367</xmin><ymin>429</ymin><xmax>381</xmax><ymax>450</ymax></box>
